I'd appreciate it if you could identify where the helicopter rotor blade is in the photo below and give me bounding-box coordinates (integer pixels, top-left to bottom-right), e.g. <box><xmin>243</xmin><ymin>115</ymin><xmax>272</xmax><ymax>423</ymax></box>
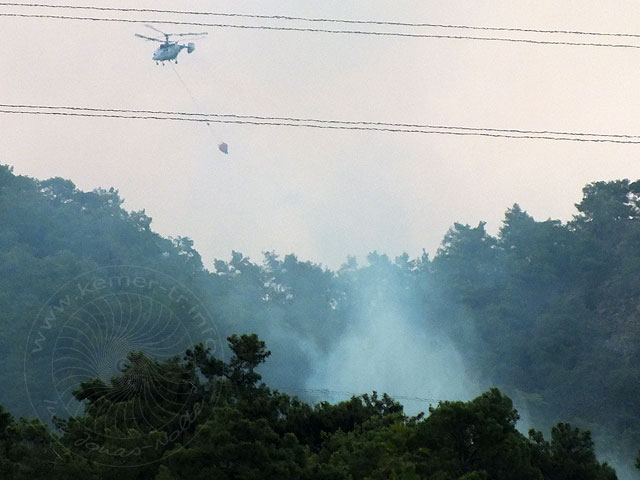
<box><xmin>135</xmin><ymin>33</ymin><xmax>163</xmax><ymax>42</ymax></box>
<box><xmin>170</xmin><ymin>32</ymin><xmax>208</xmax><ymax>38</ymax></box>
<box><xmin>145</xmin><ymin>24</ymin><xmax>168</xmax><ymax>36</ymax></box>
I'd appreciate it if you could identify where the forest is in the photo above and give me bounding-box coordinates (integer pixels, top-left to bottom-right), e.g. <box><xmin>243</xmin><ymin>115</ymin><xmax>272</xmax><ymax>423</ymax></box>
<box><xmin>0</xmin><ymin>333</ymin><xmax>619</xmax><ymax>479</ymax></box>
<box><xmin>2</xmin><ymin>163</ymin><xmax>640</xmax><ymax>478</ymax></box>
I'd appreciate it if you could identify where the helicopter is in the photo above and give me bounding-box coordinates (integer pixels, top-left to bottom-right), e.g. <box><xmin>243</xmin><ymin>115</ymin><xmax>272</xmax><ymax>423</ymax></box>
<box><xmin>135</xmin><ymin>24</ymin><xmax>207</xmax><ymax>65</ymax></box>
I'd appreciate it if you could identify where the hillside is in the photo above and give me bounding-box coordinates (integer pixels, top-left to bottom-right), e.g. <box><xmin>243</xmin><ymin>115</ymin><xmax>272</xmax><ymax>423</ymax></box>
<box><xmin>2</xmin><ymin>164</ymin><xmax>640</xmax><ymax>473</ymax></box>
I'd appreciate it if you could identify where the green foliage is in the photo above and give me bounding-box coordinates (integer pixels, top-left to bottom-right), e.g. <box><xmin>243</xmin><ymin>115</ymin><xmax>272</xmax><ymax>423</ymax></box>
<box><xmin>427</xmin><ymin>181</ymin><xmax>640</xmax><ymax>468</ymax></box>
<box><xmin>226</xmin><ymin>333</ymin><xmax>271</xmax><ymax>388</ymax></box>
<box><xmin>2</xmin><ymin>166</ymin><xmax>640</xmax><ymax>473</ymax></box>
<box><xmin>413</xmin><ymin>388</ymin><xmax>541</xmax><ymax>480</ymax></box>
<box><xmin>0</xmin><ymin>166</ymin><xmax>213</xmax><ymax>419</ymax></box>
<box><xmin>530</xmin><ymin>423</ymin><xmax>617</xmax><ymax>480</ymax></box>
<box><xmin>161</xmin><ymin>406</ymin><xmax>308</xmax><ymax>480</ymax></box>
<box><xmin>0</xmin><ymin>335</ymin><xmax>618</xmax><ymax>479</ymax></box>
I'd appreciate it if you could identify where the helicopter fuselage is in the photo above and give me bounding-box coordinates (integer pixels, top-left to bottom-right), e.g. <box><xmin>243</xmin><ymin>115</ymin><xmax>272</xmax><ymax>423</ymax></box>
<box><xmin>136</xmin><ymin>26</ymin><xmax>202</xmax><ymax>64</ymax></box>
<box><xmin>153</xmin><ymin>43</ymin><xmax>184</xmax><ymax>62</ymax></box>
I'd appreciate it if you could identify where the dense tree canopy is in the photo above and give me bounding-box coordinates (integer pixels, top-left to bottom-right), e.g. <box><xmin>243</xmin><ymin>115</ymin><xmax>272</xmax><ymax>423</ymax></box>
<box><xmin>0</xmin><ymin>334</ymin><xmax>619</xmax><ymax>479</ymax></box>
<box><xmin>3</xmin><ymin>165</ymin><xmax>640</xmax><ymax>474</ymax></box>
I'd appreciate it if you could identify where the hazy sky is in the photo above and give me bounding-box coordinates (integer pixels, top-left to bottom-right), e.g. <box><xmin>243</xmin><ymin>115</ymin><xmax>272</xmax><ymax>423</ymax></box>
<box><xmin>3</xmin><ymin>0</ymin><xmax>640</xmax><ymax>269</ymax></box>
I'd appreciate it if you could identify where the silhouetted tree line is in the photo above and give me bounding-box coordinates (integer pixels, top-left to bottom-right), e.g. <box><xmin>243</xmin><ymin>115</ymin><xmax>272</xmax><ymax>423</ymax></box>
<box><xmin>0</xmin><ymin>334</ymin><xmax>619</xmax><ymax>479</ymax></box>
<box><xmin>3</xmin><ymin>164</ymin><xmax>640</xmax><ymax>471</ymax></box>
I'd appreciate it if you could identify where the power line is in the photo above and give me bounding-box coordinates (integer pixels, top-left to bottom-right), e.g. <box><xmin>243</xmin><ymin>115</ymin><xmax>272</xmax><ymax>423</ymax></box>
<box><xmin>2</xmin><ymin>12</ymin><xmax>640</xmax><ymax>49</ymax></box>
<box><xmin>278</xmin><ymin>386</ymin><xmax>443</xmax><ymax>404</ymax></box>
<box><xmin>3</xmin><ymin>2</ymin><xmax>640</xmax><ymax>41</ymax></box>
<box><xmin>2</xmin><ymin>104</ymin><xmax>640</xmax><ymax>144</ymax></box>
<box><xmin>2</xmin><ymin>103</ymin><xmax>639</xmax><ymax>140</ymax></box>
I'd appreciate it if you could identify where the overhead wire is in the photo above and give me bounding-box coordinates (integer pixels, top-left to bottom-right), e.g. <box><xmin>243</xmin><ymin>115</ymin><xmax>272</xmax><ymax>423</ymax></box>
<box><xmin>2</xmin><ymin>2</ymin><xmax>640</xmax><ymax>41</ymax></box>
<box><xmin>1</xmin><ymin>12</ymin><xmax>640</xmax><ymax>49</ymax></box>
<box><xmin>2</xmin><ymin>103</ymin><xmax>640</xmax><ymax>140</ymax></box>
<box><xmin>281</xmin><ymin>386</ymin><xmax>443</xmax><ymax>404</ymax></box>
<box><xmin>1</xmin><ymin>6</ymin><xmax>638</xmax><ymax>144</ymax></box>
<box><xmin>2</xmin><ymin>104</ymin><xmax>640</xmax><ymax>144</ymax></box>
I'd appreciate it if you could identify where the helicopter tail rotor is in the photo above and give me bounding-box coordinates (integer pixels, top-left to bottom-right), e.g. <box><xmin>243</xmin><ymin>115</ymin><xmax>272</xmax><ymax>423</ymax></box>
<box><xmin>187</xmin><ymin>42</ymin><xmax>196</xmax><ymax>54</ymax></box>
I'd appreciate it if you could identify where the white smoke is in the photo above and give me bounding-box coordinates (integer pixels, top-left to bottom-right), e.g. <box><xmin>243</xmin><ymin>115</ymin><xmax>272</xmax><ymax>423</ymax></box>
<box><xmin>306</xmin><ymin>284</ymin><xmax>479</xmax><ymax>415</ymax></box>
